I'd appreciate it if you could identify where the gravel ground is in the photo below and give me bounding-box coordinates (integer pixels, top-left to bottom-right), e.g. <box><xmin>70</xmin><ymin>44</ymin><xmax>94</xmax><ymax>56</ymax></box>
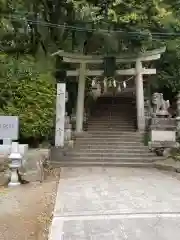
<box><xmin>0</xmin><ymin>167</ymin><xmax>60</xmax><ymax>240</ymax></box>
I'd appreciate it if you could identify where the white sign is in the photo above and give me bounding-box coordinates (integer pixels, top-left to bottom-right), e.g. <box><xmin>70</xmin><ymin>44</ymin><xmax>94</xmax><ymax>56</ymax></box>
<box><xmin>0</xmin><ymin>116</ymin><xmax>19</xmax><ymax>140</ymax></box>
<box><xmin>55</xmin><ymin>83</ymin><xmax>65</xmax><ymax>147</ymax></box>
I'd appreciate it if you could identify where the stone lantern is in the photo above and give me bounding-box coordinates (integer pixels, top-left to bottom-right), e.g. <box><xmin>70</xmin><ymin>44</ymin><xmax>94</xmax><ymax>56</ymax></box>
<box><xmin>8</xmin><ymin>142</ymin><xmax>22</xmax><ymax>186</ymax></box>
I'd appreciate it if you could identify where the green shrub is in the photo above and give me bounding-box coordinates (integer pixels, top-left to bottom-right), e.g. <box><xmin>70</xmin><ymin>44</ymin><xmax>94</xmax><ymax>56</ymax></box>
<box><xmin>0</xmin><ymin>54</ymin><xmax>56</xmax><ymax>144</ymax></box>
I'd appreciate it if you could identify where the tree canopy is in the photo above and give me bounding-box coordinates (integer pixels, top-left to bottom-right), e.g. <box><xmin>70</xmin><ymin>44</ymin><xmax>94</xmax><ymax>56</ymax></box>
<box><xmin>1</xmin><ymin>0</ymin><xmax>179</xmax><ymax>54</ymax></box>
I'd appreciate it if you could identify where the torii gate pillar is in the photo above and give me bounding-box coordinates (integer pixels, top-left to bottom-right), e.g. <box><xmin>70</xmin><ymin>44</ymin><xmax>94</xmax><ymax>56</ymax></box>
<box><xmin>76</xmin><ymin>62</ymin><xmax>86</xmax><ymax>133</ymax></box>
<box><xmin>135</xmin><ymin>59</ymin><xmax>145</xmax><ymax>132</ymax></box>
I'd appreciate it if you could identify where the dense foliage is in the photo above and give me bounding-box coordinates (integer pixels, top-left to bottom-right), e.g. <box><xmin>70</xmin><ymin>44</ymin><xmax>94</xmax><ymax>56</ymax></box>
<box><xmin>0</xmin><ymin>54</ymin><xmax>56</xmax><ymax>144</ymax></box>
<box><xmin>1</xmin><ymin>0</ymin><xmax>180</xmax><ymax>142</ymax></box>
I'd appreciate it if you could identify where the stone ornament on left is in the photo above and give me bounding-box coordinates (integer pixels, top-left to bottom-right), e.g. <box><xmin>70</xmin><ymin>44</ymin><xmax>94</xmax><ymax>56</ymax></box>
<box><xmin>0</xmin><ymin>116</ymin><xmax>29</xmax><ymax>186</ymax></box>
<box><xmin>8</xmin><ymin>142</ymin><xmax>22</xmax><ymax>186</ymax></box>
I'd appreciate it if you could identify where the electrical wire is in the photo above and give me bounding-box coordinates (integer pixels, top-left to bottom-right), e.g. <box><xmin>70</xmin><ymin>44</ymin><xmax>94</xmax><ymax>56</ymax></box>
<box><xmin>1</xmin><ymin>13</ymin><xmax>180</xmax><ymax>39</ymax></box>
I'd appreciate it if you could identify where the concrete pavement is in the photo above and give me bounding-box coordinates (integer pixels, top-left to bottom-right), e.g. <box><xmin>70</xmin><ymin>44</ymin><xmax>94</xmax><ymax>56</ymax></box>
<box><xmin>49</xmin><ymin>167</ymin><xmax>180</xmax><ymax>239</ymax></box>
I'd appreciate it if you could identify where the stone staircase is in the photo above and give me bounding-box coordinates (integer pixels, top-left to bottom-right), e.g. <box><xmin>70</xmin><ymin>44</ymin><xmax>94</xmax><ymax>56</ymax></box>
<box><xmin>51</xmin><ymin>95</ymin><xmax>163</xmax><ymax>167</ymax></box>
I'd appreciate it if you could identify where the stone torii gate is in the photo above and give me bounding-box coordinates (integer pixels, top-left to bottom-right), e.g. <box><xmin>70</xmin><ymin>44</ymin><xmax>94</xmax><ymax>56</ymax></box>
<box><xmin>52</xmin><ymin>47</ymin><xmax>166</xmax><ymax>145</ymax></box>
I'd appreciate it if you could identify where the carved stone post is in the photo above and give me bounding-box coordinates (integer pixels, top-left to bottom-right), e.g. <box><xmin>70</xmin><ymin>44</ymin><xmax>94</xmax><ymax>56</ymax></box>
<box><xmin>55</xmin><ymin>83</ymin><xmax>66</xmax><ymax>147</ymax></box>
<box><xmin>176</xmin><ymin>92</ymin><xmax>180</xmax><ymax>137</ymax></box>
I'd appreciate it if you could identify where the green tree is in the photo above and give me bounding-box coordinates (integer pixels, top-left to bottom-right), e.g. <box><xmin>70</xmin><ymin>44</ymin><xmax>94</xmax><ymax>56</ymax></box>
<box><xmin>0</xmin><ymin>53</ymin><xmax>56</xmax><ymax>145</ymax></box>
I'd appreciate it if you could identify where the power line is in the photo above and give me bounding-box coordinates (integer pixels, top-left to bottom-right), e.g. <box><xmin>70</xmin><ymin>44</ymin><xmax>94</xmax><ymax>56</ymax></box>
<box><xmin>1</xmin><ymin>13</ymin><xmax>180</xmax><ymax>39</ymax></box>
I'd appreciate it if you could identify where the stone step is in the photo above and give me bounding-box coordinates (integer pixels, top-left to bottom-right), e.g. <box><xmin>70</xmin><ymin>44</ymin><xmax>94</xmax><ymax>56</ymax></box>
<box><xmin>87</xmin><ymin>122</ymin><xmax>135</xmax><ymax>125</ymax></box>
<box><xmin>94</xmin><ymin>105</ymin><xmax>134</xmax><ymax>107</ymax></box>
<box><xmin>92</xmin><ymin>110</ymin><xmax>134</xmax><ymax>112</ymax></box>
<box><xmin>94</xmin><ymin>108</ymin><xmax>134</xmax><ymax>110</ymax></box>
<box><xmin>74</xmin><ymin>146</ymin><xmax>148</xmax><ymax>151</ymax></box>
<box><xmin>88</xmin><ymin>122</ymin><xmax>135</xmax><ymax>125</ymax></box>
<box><xmin>87</xmin><ymin>131</ymin><xmax>142</xmax><ymax>135</ymax></box>
<box><xmin>91</xmin><ymin>114</ymin><xmax>135</xmax><ymax>117</ymax></box>
<box><xmin>50</xmin><ymin>161</ymin><xmax>154</xmax><ymax>168</ymax></box>
<box><xmin>75</xmin><ymin>141</ymin><xmax>144</xmax><ymax>146</ymax></box>
<box><xmin>87</xmin><ymin>126</ymin><xmax>136</xmax><ymax>129</ymax></box>
<box><xmin>91</xmin><ymin>110</ymin><xmax>135</xmax><ymax>112</ymax></box>
<box><xmin>88</xmin><ymin>122</ymin><xmax>135</xmax><ymax>126</ymax></box>
<box><xmin>87</xmin><ymin>124</ymin><xmax>135</xmax><ymax>128</ymax></box>
<box><xmin>89</xmin><ymin>116</ymin><xmax>135</xmax><ymax>119</ymax></box>
<box><xmin>93</xmin><ymin>110</ymin><xmax>134</xmax><ymax>112</ymax></box>
<box><xmin>75</xmin><ymin>137</ymin><xmax>142</xmax><ymax>141</ymax></box>
<box><xmin>92</xmin><ymin>111</ymin><xmax>135</xmax><ymax>113</ymax></box>
<box><xmin>89</xmin><ymin>115</ymin><xmax>135</xmax><ymax>118</ymax></box>
<box><xmin>73</xmin><ymin>145</ymin><xmax>149</xmax><ymax>150</ymax></box>
<box><xmin>74</xmin><ymin>131</ymin><xmax>141</xmax><ymax>138</ymax></box>
<box><xmin>95</xmin><ymin>103</ymin><xmax>134</xmax><ymax>104</ymax></box>
<box><xmin>87</xmin><ymin>119</ymin><xmax>136</xmax><ymax>121</ymax></box>
<box><xmin>92</xmin><ymin>113</ymin><xmax>134</xmax><ymax>116</ymax></box>
<box><xmin>89</xmin><ymin>118</ymin><xmax>135</xmax><ymax>120</ymax></box>
<box><xmin>87</xmin><ymin>127</ymin><xmax>136</xmax><ymax>130</ymax></box>
<box><xmin>76</xmin><ymin>138</ymin><xmax>142</xmax><ymax>142</ymax></box>
<box><xmin>94</xmin><ymin>109</ymin><xmax>135</xmax><ymax>110</ymax></box>
<box><xmin>87</xmin><ymin>130</ymin><xmax>136</xmax><ymax>133</ymax></box>
<box><xmin>95</xmin><ymin>101</ymin><xmax>134</xmax><ymax>103</ymax></box>
<box><xmin>95</xmin><ymin>100</ymin><xmax>133</xmax><ymax>102</ymax></box>
<box><xmin>90</xmin><ymin>120</ymin><xmax>135</xmax><ymax>122</ymax></box>
<box><xmin>88</xmin><ymin>123</ymin><xmax>135</xmax><ymax>126</ymax></box>
<box><xmin>94</xmin><ymin>103</ymin><xmax>133</xmax><ymax>105</ymax></box>
<box><xmin>98</xmin><ymin>100</ymin><xmax>135</xmax><ymax>101</ymax></box>
<box><xmin>92</xmin><ymin>106</ymin><xmax>135</xmax><ymax>108</ymax></box>
<box><xmin>88</xmin><ymin>116</ymin><xmax>136</xmax><ymax>123</ymax></box>
<box><xmin>84</xmin><ymin>134</ymin><xmax>142</xmax><ymax>138</ymax></box>
<box><xmin>93</xmin><ymin>106</ymin><xmax>135</xmax><ymax>108</ymax></box>
<box><xmin>67</xmin><ymin>152</ymin><xmax>155</xmax><ymax>157</ymax></box>
<box><xmin>87</xmin><ymin>125</ymin><xmax>135</xmax><ymax>127</ymax></box>
<box><xmin>93</xmin><ymin>106</ymin><xmax>134</xmax><ymax>108</ymax></box>
<box><xmin>90</xmin><ymin>116</ymin><xmax>136</xmax><ymax>119</ymax></box>
<box><xmin>82</xmin><ymin>131</ymin><xmax>140</xmax><ymax>135</ymax></box>
<box><xmin>71</xmin><ymin>148</ymin><xmax>149</xmax><ymax>153</ymax></box>
<box><xmin>92</xmin><ymin>112</ymin><xmax>135</xmax><ymax>115</ymax></box>
<box><xmin>92</xmin><ymin>114</ymin><xmax>135</xmax><ymax>116</ymax></box>
<box><xmin>94</xmin><ymin>110</ymin><xmax>134</xmax><ymax>112</ymax></box>
<box><xmin>56</xmin><ymin>156</ymin><xmax>161</xmax><ymax>162</ymax></box>
<box><xmin>93</xmin><ymin>107</ymin><xmax>134</xmax><ymax>109</ymax></box>
<box><xmin>89</xmin><ymin>119</ymin><xmax>135</xmax><ymax>121</ymax></box>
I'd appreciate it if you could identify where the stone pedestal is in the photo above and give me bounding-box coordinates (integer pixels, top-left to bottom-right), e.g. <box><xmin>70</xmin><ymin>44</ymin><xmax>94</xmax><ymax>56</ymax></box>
<box><xmin>148</xmin><ymin>117</ymin><xmax>178</xmax><ymax>156</ymax></box>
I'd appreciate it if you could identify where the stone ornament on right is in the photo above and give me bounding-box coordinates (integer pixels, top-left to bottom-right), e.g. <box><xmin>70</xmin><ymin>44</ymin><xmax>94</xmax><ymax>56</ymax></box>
<box><xmin>148</xmin><ymin>92</ymin><xmax>179</xmax><ymax>157</ymax></box>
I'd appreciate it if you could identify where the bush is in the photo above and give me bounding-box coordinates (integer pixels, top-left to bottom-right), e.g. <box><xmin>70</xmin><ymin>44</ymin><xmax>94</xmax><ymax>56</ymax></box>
<box><xmin>0</xmin><ymin>54</ymin><xmax>56</xmax><ymax>145</ymax></box>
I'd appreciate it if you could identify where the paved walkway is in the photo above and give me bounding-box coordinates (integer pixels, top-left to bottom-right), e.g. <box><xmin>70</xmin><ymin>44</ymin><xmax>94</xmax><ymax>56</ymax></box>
<box><xmin>49</xmin><ymin>167</ymin><xmax>180</xmax><ymax>239</ymax></box>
